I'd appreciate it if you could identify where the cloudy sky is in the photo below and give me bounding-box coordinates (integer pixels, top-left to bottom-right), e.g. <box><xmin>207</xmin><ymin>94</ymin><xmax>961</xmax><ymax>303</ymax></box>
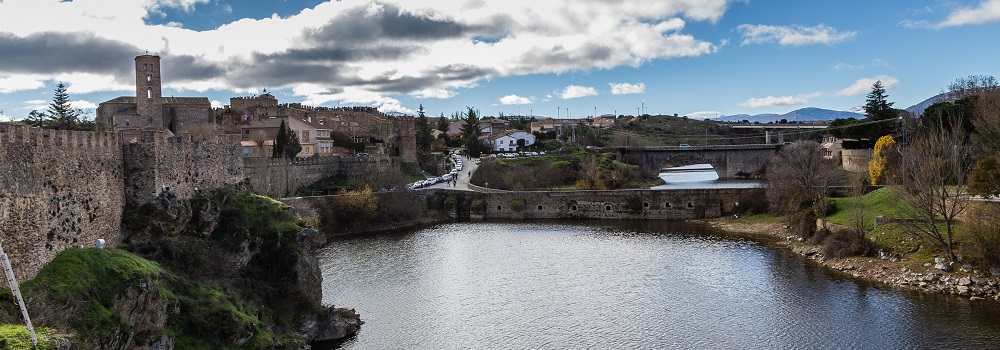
<box><xmin>0</xmin><ymin>0</ymin><xmax>999</xmax><ymax>120</ymax></box>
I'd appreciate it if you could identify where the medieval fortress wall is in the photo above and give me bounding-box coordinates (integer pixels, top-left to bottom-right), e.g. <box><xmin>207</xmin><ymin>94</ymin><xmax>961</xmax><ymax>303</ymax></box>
<box><xmin>0</xmin><ymin>125</ymin><xmax>244</xmax><ymax>279</ymax></box>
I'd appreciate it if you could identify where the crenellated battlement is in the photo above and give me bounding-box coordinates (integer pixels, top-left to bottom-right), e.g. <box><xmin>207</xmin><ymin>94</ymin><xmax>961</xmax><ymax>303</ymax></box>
<box><xmin>0</xmin><ymin>124</ymin><xmax>122</xmax><ymax>149</ymax></box>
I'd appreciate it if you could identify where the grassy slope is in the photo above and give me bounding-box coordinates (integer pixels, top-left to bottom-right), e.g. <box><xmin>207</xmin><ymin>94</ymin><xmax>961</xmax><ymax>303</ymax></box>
<box><xmin>0</xmin><ymin>325</ymin><xmax>63</xmax><ymax>350</ymax></box>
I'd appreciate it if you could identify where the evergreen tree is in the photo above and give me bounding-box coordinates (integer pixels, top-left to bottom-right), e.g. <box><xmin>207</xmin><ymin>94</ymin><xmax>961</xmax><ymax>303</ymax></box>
<box><xmin>415</xmin><ymin>104</ymin><xmax>432</xmax><ymax>154</ymax></box>
<box><xmin>436</xmin><ymin>113</ymin><xmax>449</xmax><ymax>133</ymax></box>
<box><xmin>273</xmin><ymin>121</ymin><xmax>288</xmax><ymax>159</ymax></box>
<box><xmin>461</xmin><ymin>107</ymin><xmax>482</xmax><ymax>157</ymax></box>
<box><xmin>46</xmin><ymin>82</ymin><xmax>82</xmax><ymax>130</ymax></box>
<box><xmin>864</xmin><ymin>81</ymin><xmax>896</xmax><ymax>121</ymax></box>
<box><xmin>285</xmin><ymin>129</ymin><xmax>302</xmax><ymax>159</ymax></box>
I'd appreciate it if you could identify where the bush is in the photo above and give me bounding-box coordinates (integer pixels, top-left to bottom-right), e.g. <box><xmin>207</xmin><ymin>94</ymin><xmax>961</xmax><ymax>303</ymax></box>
<box><xmin>817</xmin><ymin>229</ymin><xmax>874</xmax><ymax>258</ymax></box>
<box><xmin>965</xmin><ymin>204</ymin><xmax>1000</xmax><ymax>269</ymax></box>
<box><xmin>511</xmin><ymin>198</ymin><xmax>527</xmax><ymax>212</ymax></box>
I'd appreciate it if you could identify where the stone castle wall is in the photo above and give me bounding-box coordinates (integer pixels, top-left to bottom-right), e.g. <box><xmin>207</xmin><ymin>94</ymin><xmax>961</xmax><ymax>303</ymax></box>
<box><xmin>0</xmin><ymin>126</ymin><xmax>246</xmax><ymax>279</ymax></box>
<box><xmin>123</xmin><ymin>131</ymin><xmax>244</xmax><ymax>205</ymax></box>
<box><xmin>0</xmin><ymin>126</ymin><xmax>125</xmax><ymax>279</ymax></box>
<box><xmin>243</xmin><ymin>156</ymin><xmax>392</xmax><ymax>198</ymax></box>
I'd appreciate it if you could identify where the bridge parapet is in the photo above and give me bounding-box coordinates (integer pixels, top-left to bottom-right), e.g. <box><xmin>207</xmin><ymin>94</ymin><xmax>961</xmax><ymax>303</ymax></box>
<box><xmin>612</xmin><ymin>144</ymin><xmax>781</xmax><ymax>179</ymax></box>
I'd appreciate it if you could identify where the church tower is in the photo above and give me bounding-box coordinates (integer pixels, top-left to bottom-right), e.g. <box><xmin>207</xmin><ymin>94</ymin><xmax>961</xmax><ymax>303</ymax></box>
<box><xmin>135</xmin><ymin>55</ymin><xmax>163</xmax><ymax>129</ymax></box>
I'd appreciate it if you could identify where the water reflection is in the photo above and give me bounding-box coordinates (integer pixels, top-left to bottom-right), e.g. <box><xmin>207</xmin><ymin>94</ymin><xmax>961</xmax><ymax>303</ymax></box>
<box><xmin>319</xmin><ymin>221</ymin><xmax>1000</xmax><ymax>349</ymax></box>
<box><xmin>653</xmin><ymin>164</ymin><xmax>762</xmax><ymax>190</ymax></box>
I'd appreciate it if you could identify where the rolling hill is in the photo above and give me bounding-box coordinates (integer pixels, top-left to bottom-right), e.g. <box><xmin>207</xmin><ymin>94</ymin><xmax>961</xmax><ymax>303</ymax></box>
<box><xmin>718</xmin><ymin>107</ymin><xmax>864</xmax><ymax>123</ymax></box>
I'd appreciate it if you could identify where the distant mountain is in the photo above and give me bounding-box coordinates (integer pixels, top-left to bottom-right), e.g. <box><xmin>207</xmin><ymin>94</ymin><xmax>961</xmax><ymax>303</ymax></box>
<box><xmin>905</xmin><ymin>93</ymin><xmax>952</xmax><ymax>117</ymax></box>
<box><xmin>718</xmin><ymin>107</ymin><xmax>863</xmax><ymax>123</ymax></box>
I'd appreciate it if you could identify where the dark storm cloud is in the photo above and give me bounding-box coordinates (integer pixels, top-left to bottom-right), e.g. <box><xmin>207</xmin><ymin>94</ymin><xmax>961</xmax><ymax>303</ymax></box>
<box><xmin>252</xmin><ymin>45</ymin><xmax>422</xmax><ymax>63</ymax></box>
<box><xmin>161</xmin><ymin>54</ymin><xmax>227</xmax><ymax>81</ymax></box>
<box><xmin>0</xmin><ymin>31</ymin><xmax>137</xmax><ymax>75</ymax></box>
<box><xmin>304</xmin><ymin>3</ymin><xmax>511</xmax><ymax>45</ymax></box>
<box><xmin>517</xmin><ymin>43</ymin><xmax>614</xmax><ymax>72</ymax></box>
<box><xmin>0</xmin><ymin>31</ymin><xmax>227</xmax><ymax>84</ymax></box>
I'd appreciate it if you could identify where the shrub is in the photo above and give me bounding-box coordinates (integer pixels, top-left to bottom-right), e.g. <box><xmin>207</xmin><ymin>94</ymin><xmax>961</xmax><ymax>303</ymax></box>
<box><xmin>965</xmin><ymin>204</ymin><xmax>1000</xmax><ymax>269</ymax></box>
<box><xmin>819</xmin><ymin>229</ymin><xmax>874</xmax><ymax>258</ymax></box>
<box><xmin>969</xmin><ymin>155</ymin><xmax>1000</xmax><ymax>198</ymax></box>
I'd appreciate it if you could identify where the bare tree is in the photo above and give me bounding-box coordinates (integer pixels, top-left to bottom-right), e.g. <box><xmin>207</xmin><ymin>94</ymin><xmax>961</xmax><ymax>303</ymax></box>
<box><xmin>766</xmin><ymin>141</ymin><xmax>841</xmax><ymax>234</ymax></box>
<box><xmin>895</xmin><ymin>116</ymin><xmax>972</xmax><ymax>261</ymax></box>
<box><xmin>947</xmin><ymin>74</ymin><xmax>999</xmax><ymax>100</ymax></box>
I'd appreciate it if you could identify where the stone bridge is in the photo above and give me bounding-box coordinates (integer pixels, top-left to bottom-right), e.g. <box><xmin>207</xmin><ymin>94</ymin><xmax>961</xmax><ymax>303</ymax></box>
<box><xmin>608</xmin><ymin>144</ymin><xmax>782</xmax><ymax>179</ymax></box>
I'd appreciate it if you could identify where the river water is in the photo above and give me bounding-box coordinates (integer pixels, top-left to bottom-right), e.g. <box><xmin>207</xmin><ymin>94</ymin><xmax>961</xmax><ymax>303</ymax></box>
<box><xmin>318</xmin><ymin>221</ymin><xmax>1000</xmax><ymax>349</ymax></box>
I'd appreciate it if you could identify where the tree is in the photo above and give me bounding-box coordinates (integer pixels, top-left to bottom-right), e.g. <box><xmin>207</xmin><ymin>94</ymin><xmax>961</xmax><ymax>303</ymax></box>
<box><xmin>284</xmin><ymin>129</ymin><xmax>302</xmax><ymax>159</ymax></box>
<box><xmin>461</xmin><ymin>107</ymin><xmax>482</xmax><ymax>157</ymax></box>
<box><xmin>895</xmin><ymin>116</ymin><xmax>972</xmax><ymax>261</ymax></box>
<box><xmin>765</xmin><ymin>141</ymin><xmax>841</xmax><ymax>236</ymax></box>
<box><xmin>868</xmin><ymin>135</ymin><xmax>896</xmax><ymax>186</ymax></box>
<box><xmin>436</xmin><ymin>113</ymin><xmax>449</xmax><ymax>133</ymax></box>
<box><xmin>969</xmin><ymin>156</ymin><xmax>1000</xmax><ymax>198</ymax></box>
<box><xmin>948</xmin><ymin>74</ymin><xmax>999</xmax><ymax>100</ymax></box>
<box><xmin>273</xmin><ymin>121</ymin><xmax>288</xmax><ymax>159</ymax></box>
<box><xmin>415</xmin><ymin>104</ymin><xmax>432</xmax><ymax>154</ymax></box>
<box><xmin>47</xmin><ymin>82</ymin><xmax>82</xmax><ymax>130</ymax></box>
<box><xmin>864</xmin><ymin>80</ymin><xmax>896</xmax><ymax>121</ymax></box>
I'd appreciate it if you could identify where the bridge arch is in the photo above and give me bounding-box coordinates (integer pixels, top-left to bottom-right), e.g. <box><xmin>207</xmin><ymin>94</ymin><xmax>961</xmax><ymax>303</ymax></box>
<box><xmin>613</xmin><ymin>145</ymin><xmax>781</xmax><ymax>180</ymax></box>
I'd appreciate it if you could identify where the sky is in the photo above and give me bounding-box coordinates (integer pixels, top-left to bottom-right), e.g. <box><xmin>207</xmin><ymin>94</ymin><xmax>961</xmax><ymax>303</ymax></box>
<box><xmin>0</xmin><ymin>0</ymin><xmax>999</xmax><ymax>120</ymax></box>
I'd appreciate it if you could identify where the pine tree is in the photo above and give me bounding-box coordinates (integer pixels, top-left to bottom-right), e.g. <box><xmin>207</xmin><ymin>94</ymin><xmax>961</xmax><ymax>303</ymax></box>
<box><xmin>46</xmin><ymin>82</ymin><xmax>81</xmax><ymax>130</ymax></box>
<box><xmin>864</xmin><ymin>81</ymin><xmax>896</xmax><ymax>121</ymax></box>
<box><xmin>415</xmin><ymin>104</ymin><xmax>432</xmax><ymax>154</ymax></box>
<box><xmin>436</xmin><ymin>113</ymin><xmax>449</xmax><ymax>133</ymax></box>
<box><xmin>273</xmin><ymin>121</ymin><xmax>288</xmax><ymax>159</ymax></box>
<box><xmin>461</xmin><ymin>107</ymin><xmax>482</xmax><ymax>157</ymax></box>
<box><xmin>285</xmin><ymin>129</ymin><xmax>302</xmax><ymax>159</ymax></box>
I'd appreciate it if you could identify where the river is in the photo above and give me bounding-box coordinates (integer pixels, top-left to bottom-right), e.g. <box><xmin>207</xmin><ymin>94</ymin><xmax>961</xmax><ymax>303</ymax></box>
<box><xmin>318</xmin><ymin>221</ymin><xmax>1000</xmax><ymax>349</ymax></box>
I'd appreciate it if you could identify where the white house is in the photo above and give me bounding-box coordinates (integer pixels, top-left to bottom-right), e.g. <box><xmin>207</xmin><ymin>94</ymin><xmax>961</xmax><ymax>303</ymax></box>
<box><xmin>492</xmin><ymin>131</ymin><xmax>536</xmax><ymax>152</ymax></box>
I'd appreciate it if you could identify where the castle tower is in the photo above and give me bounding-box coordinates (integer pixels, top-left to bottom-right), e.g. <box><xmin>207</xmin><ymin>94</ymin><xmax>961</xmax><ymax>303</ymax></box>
<box><xmin>135</xmin><ymin>55</ymin><xmax>163</xmax><ymax>129</ymax></box>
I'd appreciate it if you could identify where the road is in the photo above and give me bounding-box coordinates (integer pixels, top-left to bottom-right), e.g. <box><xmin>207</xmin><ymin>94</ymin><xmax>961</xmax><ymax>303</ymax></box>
<box><xmin>425</xmin><ymin>154</ymin><xmax>480</xmax><ymax>191</ymax></box>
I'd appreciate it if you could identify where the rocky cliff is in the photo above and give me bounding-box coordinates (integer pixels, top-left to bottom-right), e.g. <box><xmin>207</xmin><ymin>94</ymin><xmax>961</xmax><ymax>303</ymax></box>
<box><xmin>0</xmin><ymin>186</ymin><xmax>360</xmax><ymax>349</ymax></box>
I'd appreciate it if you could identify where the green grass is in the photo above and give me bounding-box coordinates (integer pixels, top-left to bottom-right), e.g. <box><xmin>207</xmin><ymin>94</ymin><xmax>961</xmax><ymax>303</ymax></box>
<box><xmin>18</xmin><ymin>248</ymin><xmax>166</xmax><ymax>341</ymax></box>
<box><xmin>0</xmin><ymin>325</ymin><xmax>62</xmax><ymax>350</ymax></box>
<box><xmin>827</xmin><ymin>187</ymin><xmax>910</xmax><ymax>229</ymax></box>
<box><xmin>736</xmin><ymin>213</ymin><xmax>782</xmax><ymax>224</ymax></box>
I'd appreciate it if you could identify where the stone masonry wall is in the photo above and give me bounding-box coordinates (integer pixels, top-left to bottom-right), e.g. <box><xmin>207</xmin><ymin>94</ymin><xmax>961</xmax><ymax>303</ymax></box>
<box><xmin>243</xmin><ymin>156</ymin><xmax>394</xmax><ymax>198</ymax></box>
<box><xmin>483</xmin><ymin>189</ymin><xmax>760</xmax><ymax>220</ymax></box>
<box><xmin>283</xmin><ymin>188</ymin><xmax>763</xmax><ymax>238</ymax></box>
<box><xmin>123</xmin><ymin>131</ymin><xmax>244</xmax><ymax>205</ymax></box>
<box><xmin>0</xmin><ymin>126</ymin><xmax>125</xmax><ymax>279</ymax></box>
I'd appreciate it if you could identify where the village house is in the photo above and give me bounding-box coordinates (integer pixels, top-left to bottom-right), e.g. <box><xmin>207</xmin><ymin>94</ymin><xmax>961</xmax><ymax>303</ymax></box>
<box><xmin>489</xmin><ymin>130</ymin><xmax>536</xmax><ymax>153</ymax></box>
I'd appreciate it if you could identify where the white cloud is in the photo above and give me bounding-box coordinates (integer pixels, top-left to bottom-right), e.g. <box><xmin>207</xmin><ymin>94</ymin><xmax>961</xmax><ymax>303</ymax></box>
<box><xmin>833</xmin><ymin>62</ymin><xmax>864</xmax><ymax>71</ymax></box>
<box><xmin>22</xmin><ymin>99</ymin><xmax>48</xmax><ymax>111</ymax></box>
<box><xmin>499</xmin><ymin>94</ymin><xmax>532</xmax><ymax>105</ymax></box>
<box><xmin>559</xmin><ymin>85</ymin><xmax>598</xmax><ymax>99</ymax></box>
<box><xmin>686</xmin><ymin>111</ymin><xmax>722</xmax><ymax>119</ymax></box>
<box><xmin>609</xmin><ymin>82</ymin><xmax>646</xmax><ymax>95</ymax></box>
<box><xmin>737</xmin><ymin>24</ymin><xmax>857</xmax><ymax>46</ymax></box>
<box><xmin>741</xmin><ymin>92</ymin><xmax>821</xmax><ymax>109</ymax></box>
<box><xmin>937</xmin><ymin>0</ymin><xmax>1000</xmax><ymax>27</ymax></box>
<box><xmin>70</xmin><ymin>100</ymin><xmax>98</xmax><ymax>110</ymax></box>
<box><xmin>837</xmin><ymin>75</ymin><xmax>898</xmax><ymax>97</ymax></box>
<box><xmin>411</xmin><ymin>88</ymin><xmax>456</xmax><ymax>99</ymax></box>
<box><xmin>0</xmin><ymin>0</ymin><xmax>730</xmax><ymax>112</ymax></box>
<box><xmin>0</xmin><ymin>75</ymin><xmax>45</xmax><ymax>93</ymax></box>
<box><xmin>210</xmin><ymin>100</ymin><xmax>222</xmax><ymax>108</ymax></box>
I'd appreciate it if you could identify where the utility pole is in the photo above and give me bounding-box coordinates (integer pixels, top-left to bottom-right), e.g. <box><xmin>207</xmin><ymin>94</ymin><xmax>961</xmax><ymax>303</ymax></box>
<box><xmin>0</xmin><ymin>204</ymin><xmax>37</xmax><ymax>348</ymax></box>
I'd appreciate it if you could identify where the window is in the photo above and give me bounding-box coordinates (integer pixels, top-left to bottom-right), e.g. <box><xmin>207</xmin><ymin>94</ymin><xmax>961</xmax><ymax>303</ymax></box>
<box><xmin>146</xmin><ymin>75</ymin><xmax>151</xmax><ymax>82</ymax></box>
<box><xmin>147</xmin><ymin>88</ymin><xmax>151</xmax><ymax>99</ymax></box>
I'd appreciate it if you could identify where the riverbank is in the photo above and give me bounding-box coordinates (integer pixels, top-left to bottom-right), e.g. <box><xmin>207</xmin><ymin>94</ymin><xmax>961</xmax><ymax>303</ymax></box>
<box><xmin>707</xmin><ymin>216</ymin><xmax>1000</xmax><ymax>302</ymax></box>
